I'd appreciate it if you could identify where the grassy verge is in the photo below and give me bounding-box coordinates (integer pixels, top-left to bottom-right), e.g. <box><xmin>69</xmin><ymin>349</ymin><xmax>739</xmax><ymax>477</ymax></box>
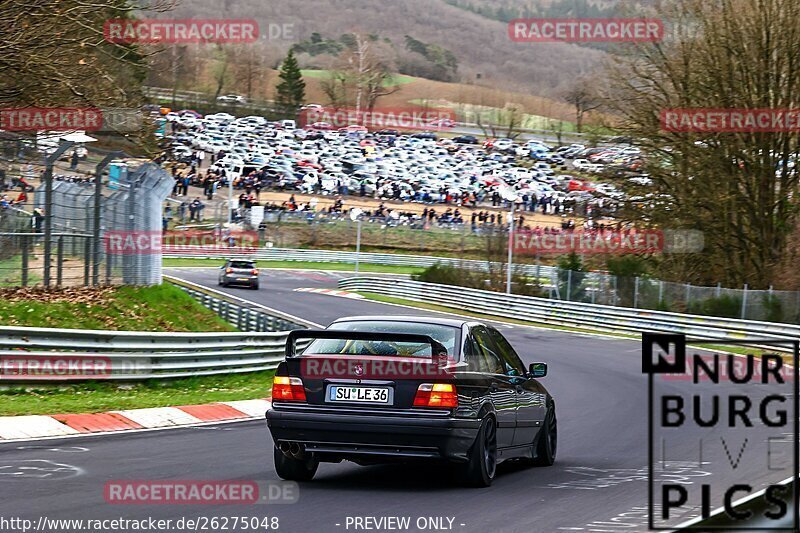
<box><xmin>0</xmin><ymin>284</ymin><xmax>236</xmax><ymax>331</ymax></box>
<box><xmin>0</xmin><ymin>371</ymin><xmax>274</xmax><ymax>416</ymax></box>
<box><xmin>0</xmin><ymin>284</ymin><xmax>260</xmax><ymax>415</ymax></box>
<box><xmin>0</xmin><ymin>255</ymin><xmax>42</xmax><ymax>287</ymax></box>
<box><xmin>163</xmin><ymin>257</ymin><xmax>424</xmax><ymax>274</ymax></box>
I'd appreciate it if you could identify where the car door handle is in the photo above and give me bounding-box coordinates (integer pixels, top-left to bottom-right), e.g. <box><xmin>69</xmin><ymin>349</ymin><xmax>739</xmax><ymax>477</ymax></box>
<box><xmin>490</xmin><ymin>383</ymin><xmax>498</xmax><ymax>392</ymax></box>
<box><xmin>515</xmin><ymin>386</ymin><xmax>524</xmax><ymax>393</ymax></box>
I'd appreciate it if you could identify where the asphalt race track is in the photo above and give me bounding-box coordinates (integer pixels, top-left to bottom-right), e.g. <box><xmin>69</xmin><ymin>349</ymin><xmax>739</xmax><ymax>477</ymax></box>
<box><xmin>0</xmin><ymin>268</ymin><xmax>793</xmax><ymax>533</ymax></box>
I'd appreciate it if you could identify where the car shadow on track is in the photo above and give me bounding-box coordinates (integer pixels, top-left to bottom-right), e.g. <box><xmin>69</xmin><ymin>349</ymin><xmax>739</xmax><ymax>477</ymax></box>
<box><xmin>303</xmin><ymin>459</ymin><xmax>544</xmax><ymax>492</ymax></box>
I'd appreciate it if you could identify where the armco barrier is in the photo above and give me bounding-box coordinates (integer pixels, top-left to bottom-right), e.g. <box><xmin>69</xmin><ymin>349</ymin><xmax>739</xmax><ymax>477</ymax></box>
<box><xmin>164</xmin><ymin>246</ymin><xmax>557</xmax><ymax>278</ymax></box>
<box><xmin>0</xmin><ymin>278</ymin><xmax>315</xmax><ymax>383</ymax></box>
<box><xmin>337</xmin><ymin>277</ymin><xmax>800</xmax><ymax>349</ymax></box>
<box><xmin>0</xmin><ymin>326</ymin><xmax>287</xmax><ymax>382</ymax></box>
<box><xmin>165</xmin><ymin>275</ymin><xmax>316</xmax><ymax>332</ymax></box>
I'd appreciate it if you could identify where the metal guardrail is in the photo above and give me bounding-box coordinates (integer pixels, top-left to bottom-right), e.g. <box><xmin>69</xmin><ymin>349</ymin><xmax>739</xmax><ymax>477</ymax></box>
<box><xmin>166</xmin><ymin>276</ymin><xmax>314</xmax><ymax>332</ymax></box>
<box><xmin>0</xmin><ymin>326</ymin><xmax>287</xmax><ymax>382</ymax></box>
<box><xmin>164</xmin><ymin>246</ymin><xmax>555</xmax><ymax>276</ymax></box>
<box><xmin>337</xmin><ymin>277</ymin><xmax>800</xmax><ymax>350</ymax></box>
<box><xmin>0</xmin><ymin>278</ymin><xmax>314</xmax><ymax>382</ymax></box>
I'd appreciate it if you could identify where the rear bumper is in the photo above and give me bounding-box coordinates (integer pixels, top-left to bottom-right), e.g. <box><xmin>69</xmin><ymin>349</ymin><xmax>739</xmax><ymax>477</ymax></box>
<box><xmin>267</xmin><ymin>404</ymin><xmax>480</xmax><ymax>462</ymax></box>
<box><xmin>221</xmin><ymin>275</ymin><xmax>258</xmax><ymax>286</ymax></box>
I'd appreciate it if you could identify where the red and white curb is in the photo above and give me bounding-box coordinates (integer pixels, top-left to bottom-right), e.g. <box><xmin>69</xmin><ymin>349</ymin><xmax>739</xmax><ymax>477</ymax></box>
<box><xmin>0</xmin><ymin>399</ymin><xmax>271</xmax><ymax>442</ymax></box>
<box><xmin>294</xmin><ymin>287</ymin><xmax>364</xmax><ymax>299</ymax></box>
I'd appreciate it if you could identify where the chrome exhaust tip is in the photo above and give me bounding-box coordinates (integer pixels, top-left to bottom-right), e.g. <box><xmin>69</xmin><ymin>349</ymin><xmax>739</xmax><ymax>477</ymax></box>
<box><xmin>289</xmin><ymin>442</ymin><xmax>304</xmax><ymax>459</ymax></box>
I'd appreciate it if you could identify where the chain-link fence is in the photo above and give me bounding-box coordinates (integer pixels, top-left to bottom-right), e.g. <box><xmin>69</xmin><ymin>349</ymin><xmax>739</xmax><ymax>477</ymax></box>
<box><xmin>547</xmin><ymin>270</ymin><xmax>800</xmax><ymax>323</ymax></box>
<box><xmin>231</xmin><ymin>208</ymin><xmax>496</xmax><ymax>258</ymax></box>
<box><xmin>0</xmin><ymin>141</ymin><xmax>174</xmax><ymax>287</ymax></box>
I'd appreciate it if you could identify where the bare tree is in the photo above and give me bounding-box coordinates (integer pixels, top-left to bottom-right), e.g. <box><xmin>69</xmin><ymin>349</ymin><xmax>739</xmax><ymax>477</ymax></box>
<box><xmin>603</xmin><ymin>0</ymin><xmax>800</xmax><ymax>288</ymax></box>
<box><xmin>211</xmin><ymin>46</ymin><xmax>231</xmax><ymax>100</ymax></box>
<box><xmin>0</xmin><ymin>0</ymin><xmax>172</xmax><ymax>107</ymax></box>
<box><xmin>322</xmin><ymin>33</ymin><xmax>400</xmax><ymax>118</ymax></box>
<box><xmin>563</xmin><ymin>77</ymin><xmax>601</xmax><ymax>133</ymax></box>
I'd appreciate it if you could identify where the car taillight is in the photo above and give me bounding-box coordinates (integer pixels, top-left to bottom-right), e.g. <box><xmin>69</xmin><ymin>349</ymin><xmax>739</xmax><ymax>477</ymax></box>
<box><xmin>413</xmin><ymin>383</ymin><xmax>458</xmax><ymax>408</ymax></box>
<box><xmin>272</xmin><ymin>376</ymin><xmax>307</xmax><ymax>402</ymax></box>
<box><xmin>225</xmin><ymin>267</ymin><xmax>233</xmax><ymax>273</ymax></box>
<box><xmin>251</xmin><ymin>269</ymin><xmax>259</xmax><ymax>275</ymax></box>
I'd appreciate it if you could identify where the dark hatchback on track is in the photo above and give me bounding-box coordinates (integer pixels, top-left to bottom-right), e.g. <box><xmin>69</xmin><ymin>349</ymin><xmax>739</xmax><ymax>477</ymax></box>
<box><xmin>266</xmin><ymin>316</ymin><xmax>556</xmax><ymax>486</ymax></box>
<box><xmin>218</xmin><ymin>259</ymin><xmax>259</xmax><ymax>289</ymax></box>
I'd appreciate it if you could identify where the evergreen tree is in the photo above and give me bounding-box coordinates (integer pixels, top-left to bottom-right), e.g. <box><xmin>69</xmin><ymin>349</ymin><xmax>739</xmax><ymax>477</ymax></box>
<box><xmin>275</xmin><ymin>49</ymin><xmax>305</xmax><ymax>113</ymax></box>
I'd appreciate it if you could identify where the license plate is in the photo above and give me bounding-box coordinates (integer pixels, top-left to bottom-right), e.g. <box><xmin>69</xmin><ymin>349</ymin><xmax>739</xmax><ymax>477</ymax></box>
<box><xmin>328</xmin><ymin>386</ymin><xmax>390</xmax><ymax>404</ymax></box>
<box><xmin>238</xmin><ymin>277</ymin><xmax>251</xmax><ymax>281</ymax></box>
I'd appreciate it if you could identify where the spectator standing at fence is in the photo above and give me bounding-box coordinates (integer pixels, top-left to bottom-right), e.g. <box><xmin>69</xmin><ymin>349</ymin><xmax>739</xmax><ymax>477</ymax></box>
<box><xmin>189</xmin><ymin>197</ymin><xmax>204</xmax><ymax>222</ymax></box>
<box><xmin>181</xmin><ymin>174</ymin><xmax>190</xmax><ymax>196</ymax></box>
<box><xmin>70</xmin><ymin>150</ymin><xmax>79</xmax><ymax>170</ymax></box>
<box><xmin>33</xmin><ymin>208</ymin><xmax>44</xmax><ymax>232</ymax></box>
<box><xmin>171</xmin><ymin>166</ymin><xmax>179</xmax><ymax>195</ymax></box>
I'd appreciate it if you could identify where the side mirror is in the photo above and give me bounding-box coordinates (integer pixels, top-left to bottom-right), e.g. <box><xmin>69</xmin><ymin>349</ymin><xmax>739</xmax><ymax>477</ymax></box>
<box><xmin>529</xmin><ymin>362</ymin><xmax>547</xmax><ymax>378</ymax></box>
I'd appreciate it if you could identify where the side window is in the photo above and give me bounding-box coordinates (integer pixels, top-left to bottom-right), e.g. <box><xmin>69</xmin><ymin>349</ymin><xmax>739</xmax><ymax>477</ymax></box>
<box><xmin>464</xmin><ymin>335</ymin><xmax>483</xmax><ymax>372</ymax></box>
<box><xmin>488</xmin><ymin>328</ymin><xmax>526</xmax><ymax>376</ymax></box>
<box><xmin>471</xmin><ymin>327</ymin><xmax>504</xmax><ymax>374</ymax></box>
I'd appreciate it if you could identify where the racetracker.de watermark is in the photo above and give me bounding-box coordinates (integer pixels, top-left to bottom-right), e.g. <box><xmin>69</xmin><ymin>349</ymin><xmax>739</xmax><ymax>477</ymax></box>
<box><xmin>104</xmin><ymin>480</ymin><xmax>298</xmax><ymax>505</ymax></box>
<box><xmin>300</xmin><ymin>355</ymin><xmax>456</xmax><ymax>380</ymax></box>
<box><xmin>0</xmin><ymin>108</ymin><xmax>102</xmax><ymax>131</ymax></box>
<box><xmin>104</xmin><ymin>19</ymin><xmax>259</xmax><ymax>44</ymax></box>
<box><xmin>299</xmin><ymin>106</ymin><xmax>456</xmax><ymax>132</ymax></box>
<box><xmin>0</xmin><ymin>355</ymin><xmax>112</xmax><ymax>379</ymax></box>
<box><xmin>0</xmin><ymin>354</ymin><xmax>151</xmax><ymax>379</ymax></box>
<box><xmin>661</xmin><ymin>108</ymin><xmax>800</xmax><ymax>133</ymax></box>
<box><xmin>508</xmin><ymin>18</ymin><xmax>663</xmax><ymax>43</ymax></box>
<box><xmin>512</xmin><ymin>229</ymin><xmax>704</xmax><ymax>256</ymax></box>
<box><xmin>103</xmin><ymin>230</ymin><xmax>259</xmax><ymax>255</ymax></box>
<box><xmin>0</xmin><ymin>107</ymin><xmax>147</xmax><ymax>132</ymax></box>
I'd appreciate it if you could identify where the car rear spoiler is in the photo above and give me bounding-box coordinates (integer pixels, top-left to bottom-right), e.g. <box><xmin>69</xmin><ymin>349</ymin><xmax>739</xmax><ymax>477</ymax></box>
<box><xmin>285</xmin><ymin>329</ymin><xmax>448</xmax><ymax>359</ymax></box>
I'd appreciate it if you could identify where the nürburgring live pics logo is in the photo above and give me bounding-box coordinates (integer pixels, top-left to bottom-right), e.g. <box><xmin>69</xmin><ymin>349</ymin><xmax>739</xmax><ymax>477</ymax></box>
<box><xmin>643</xmin><ymin>333</ymin><xmax>799</xmax><ymax>530</ymax></box>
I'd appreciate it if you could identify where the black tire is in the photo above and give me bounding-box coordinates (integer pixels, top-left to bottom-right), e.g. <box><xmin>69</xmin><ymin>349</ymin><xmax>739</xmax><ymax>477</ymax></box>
<box><xmin>252</xmin><ymin>283</ymin><xmax>259</xmax><ymax>290</ymax></box>
<box><xmin>461</xmin><ymin>416</ymin><xmax>497</xmax><ymax>487</ymax></box>
<box><xmin>273</xmin><ymin>446</ymin><xmax>319</xmax><ymax>481</ymax></box>
<box><xmin>530</xmin><ymin>405</ymin><xmax>557</xmax><ymax>467</ymax></box>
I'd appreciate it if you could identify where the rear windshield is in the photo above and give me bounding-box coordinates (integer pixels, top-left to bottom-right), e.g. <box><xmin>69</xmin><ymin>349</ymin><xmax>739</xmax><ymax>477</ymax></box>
<box><xmin>230</xmin><ymin>261</ymin><xmax>255</xmax><ymax>269</ymax></box>
<box><xmin>301</xmin><ymin>321</ymin><xmax>460</xmax><ymax>358</ymax></box>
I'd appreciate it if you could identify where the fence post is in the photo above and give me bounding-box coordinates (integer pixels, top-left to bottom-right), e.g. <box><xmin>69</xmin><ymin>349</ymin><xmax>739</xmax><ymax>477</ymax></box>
<box><xmin>634</xmin><ymin>276</ymin><xmax>640</xmax><ymax>308</ymax></box>
<box><xmin>716</xmin><ymin>282</ymin><xmax>721</xmax><ymax>298</ymax></box>
<box><xmin>56</xmin><ymin>236</ymin><xmax>64</xmax><ymax>287</ymax></box>
<box><xmin>613</xmin><ymin>276</ymin><xmax>618</xmax><ymax>306</ymax></box>
<box><xmin>21</xmin><ymin>234</ymin><xmax>29</xmax><ymax>287</ymax></box>
<box><xmin>94</xmin><ymin>151</ymin><xmax>125</xmax><ymax>286</ymax></box>
<box><xmin>685</xmin><ymin>283</ymin><xmax>691</xmax><ymax>309</ymax></box>
<box><xmin>43</xmin><ymin>141</ymin><xmax>75</xmax><ymax>288</ymax></box>
<box><xmin>83</xmin><ymin>237</ymin><xmax>90</xmax><ymax>287</ymax></box>
<box><xmin>566</xmin><ymin>270</ymin><xmax>572</xmax><ymax>301</ymax></box>
<box><xmin>741</xmin><ymin>284</ymin><xmax>748</xmax><ymax>319</ymax></box>
<box><xmin>658</xmin><ymin>280</ymin><xmax>664</xmax><ymax>307</ymax></box>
